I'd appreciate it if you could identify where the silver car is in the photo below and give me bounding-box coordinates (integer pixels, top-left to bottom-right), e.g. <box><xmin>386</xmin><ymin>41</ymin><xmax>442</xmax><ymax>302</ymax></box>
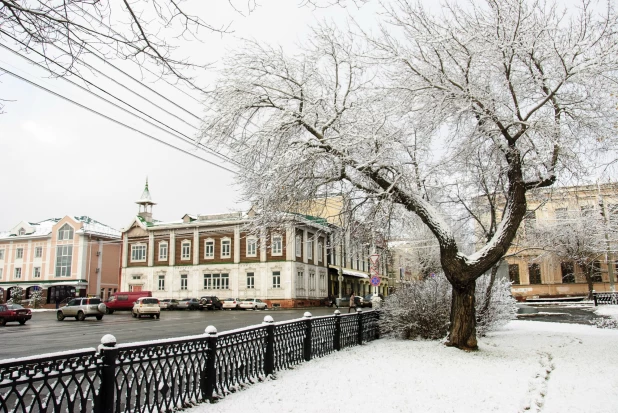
<box><xmin>57</xmin><ymin>297</ymin><xmax>106</xmax><ymax>321</ymax></box>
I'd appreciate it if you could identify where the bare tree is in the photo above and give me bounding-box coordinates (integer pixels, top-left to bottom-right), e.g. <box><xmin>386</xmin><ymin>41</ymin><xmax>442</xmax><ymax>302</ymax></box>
<box><xmin>201</xmin><ymin>1</ymin><xmax>618</xmax><ymax>350</ymax></box>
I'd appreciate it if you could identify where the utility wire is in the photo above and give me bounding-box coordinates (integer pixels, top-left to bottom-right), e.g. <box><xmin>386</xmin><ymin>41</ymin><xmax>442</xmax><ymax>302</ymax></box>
<box><xmin>0</xmin><ymin>40</ymin><xmax>239</xmax><ymax>167</ymax></box>
<box><xmin>0</xmin><ymin>65</ymin><xmax>237</xmax><ymax>174</ymax></box>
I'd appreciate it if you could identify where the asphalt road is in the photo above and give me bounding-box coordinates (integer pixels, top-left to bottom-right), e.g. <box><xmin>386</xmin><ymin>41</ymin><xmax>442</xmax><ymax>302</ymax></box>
<box><xmin>517</xmin><ymin>303</ymin><xmax>600</xmax><ymax>324</ymax></box>
<box><xmin>0</xmin><ymin>306</ymin><xmax>346</xmax><ymax>361</ymax></box>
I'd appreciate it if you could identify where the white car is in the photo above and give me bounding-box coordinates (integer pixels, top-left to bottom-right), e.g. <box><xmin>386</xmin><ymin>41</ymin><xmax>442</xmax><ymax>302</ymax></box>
<box><xmin>132</xmin><ymin>297</ymin><xmax>161</xmax><ymax>319</ymax></box>
<box><xmin>222</xmin><ymin>298</ymin><xmax>242</xmax><ymax>310</ymax></box>
<box><xmin>239</xmin><ymin>298</ymin><xmax>268</xmax><ymax>310</ymax></box>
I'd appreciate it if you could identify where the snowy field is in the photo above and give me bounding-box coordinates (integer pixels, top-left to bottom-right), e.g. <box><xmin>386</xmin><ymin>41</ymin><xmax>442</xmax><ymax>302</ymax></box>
<box><xmin>188</xmin><ymin>313</ymin><xmax>618</xmax><ymax>413</ymax></box>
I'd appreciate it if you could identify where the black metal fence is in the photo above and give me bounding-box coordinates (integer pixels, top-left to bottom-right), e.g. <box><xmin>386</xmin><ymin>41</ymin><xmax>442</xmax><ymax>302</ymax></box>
<box><xmin>0</xmin><ymin>309</ymin><xmax>379</xmax><ymax>413</ymax></box>
<box><xmin>593</xmin><ymin>292</ymin><xmax>618</xmax><ymax>306</ymax></box>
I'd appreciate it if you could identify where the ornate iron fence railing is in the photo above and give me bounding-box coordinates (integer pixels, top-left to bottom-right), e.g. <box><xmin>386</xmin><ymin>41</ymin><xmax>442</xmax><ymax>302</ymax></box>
<box><xmin>0</xmin><ymin>309</ymin><xmax>379</xmax><ymax>413</ymax></box>
<box><xmin>593</xmin><ymin>292</ymin><xmax>618</xmax><ymax>305</ymax></box>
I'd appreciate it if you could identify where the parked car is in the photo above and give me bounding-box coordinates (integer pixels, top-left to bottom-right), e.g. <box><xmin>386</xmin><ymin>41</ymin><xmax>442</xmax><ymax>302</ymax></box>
<box><xmin>105</xmin><ymin>291</ymin><xmax>152</xmax><ymax>314</ymax></box>
<box><xmin>159</xmin><ymin>299</ymin><xmax>179</xmax><ymax>310</ymax></box>
<box><xmin>222</xmin><ymin>298</ymin><xmax>242</xmax><ymax>310</ymax></box>
<box><xmin>200</xmin><ymin>296</ymin><xmax>223</xmax><ymax>310</ymax></box>
<box><xmin>177</xmin><ymin>298</ymin><xmax>202</xmax><ymax>310</ymax></box>
<box><xmin>132</xmin><ymin>297</ymin><xmax>161</xmax><ymax>319</ymax></box>
<box><xmin>0</xmin><ymin>303</ymin><xmax>32</xmax><ymax>326</ymax></box>
<box><xmin>239</xmin><ymin>298</ymin><xmax>268</xmax><ymax>310</ymax></box>
<box><xmin>361</xmin><ymin>294</ymin><xmax>385</xmax><ymax>308</ymax></box>
<box><xmin>57</xmin><ymin>297</ymin><xmax>106</xmax><ymax>321</ymax></box>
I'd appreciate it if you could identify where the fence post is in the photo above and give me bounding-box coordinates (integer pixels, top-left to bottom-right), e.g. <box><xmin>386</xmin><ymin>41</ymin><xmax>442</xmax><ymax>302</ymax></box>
<box><xmin>375</xmin><ymin>310</ymin><xmax>381</xmax><ymax>339</ymax></box>
<box><xmin>303</xmin><ymin>312</ymin><xmax>312</xmax><ymax>362</ymax></box>
<box><xmin>203</xmin><ymin>326</ymin><xmax>218</xmax><ymax>402</ymax></box>
<box><xmin>98</xmin><ymin>334</ymin><xmax>118</xmax><ymax>413</ymax></box>
<box><xmin>263</xmin><ymin>315</ymin><xmax>275</xmax><ymax>376</ymax></box>
<box><xmin>593</xmin><ymin>293</ymin><xmax>598</xmax><ymax>306</ymax></box>
<box><xmin>334</xmin><ymin>310</ymin><xmax>341</xmax><ymax>351</ymax></box>
<box><xmin>356</xmin><ymin>308</ymin><xmax>363</xmax><ymax>345</ymax></box>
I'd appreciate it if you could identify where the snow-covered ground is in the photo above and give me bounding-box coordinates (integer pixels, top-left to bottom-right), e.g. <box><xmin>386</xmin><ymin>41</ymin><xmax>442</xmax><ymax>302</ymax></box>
<box><xmin>188</xmin><ymin>316</ymin><xmax>618</xmax><ymax>413</ymax></box>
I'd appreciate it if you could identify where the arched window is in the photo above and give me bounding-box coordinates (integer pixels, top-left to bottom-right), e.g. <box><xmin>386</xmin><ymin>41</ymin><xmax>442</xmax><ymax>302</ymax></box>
<box><xmin>58</xmin><ymin>224</ymin><xmax>74</xmax><ymax>241</ymax></box>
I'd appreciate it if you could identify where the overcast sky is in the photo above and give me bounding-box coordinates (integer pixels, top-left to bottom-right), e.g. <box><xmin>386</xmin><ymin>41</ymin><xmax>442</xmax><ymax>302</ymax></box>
<box><xmin>0</xmin><ymin>0</ymin><xmax>386</xmax><ymax>231</ymax></box>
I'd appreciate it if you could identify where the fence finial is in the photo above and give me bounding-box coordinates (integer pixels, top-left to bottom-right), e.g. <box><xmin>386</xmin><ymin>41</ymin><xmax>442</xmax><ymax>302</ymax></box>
<box><xmin>356</xmin><ymin>307</ymin><xmax>362</xmax><ymax>313</ymax></box>
<box><xmin>303</xmin><ymin>311</ymin><xmax>312</xmax><ymax>318</ymax></box>
<box><xmin>205</xmin><ymin>325</ymin><xmax>218</xmax><ymax>336</ymax></box>
<box><xmin>101</xmin><ymin>334</ymin><xmax>116</xmax><ymax>347</ymax></box>
<box><xmin>263</xmin><ymin>315</ymin><xmax>275</xmax><ymax>324</ymax></box>
<box><xmin>334</xmin><ymin>309</ymin><xmax>341</xmax><ymax>315</ymax></box>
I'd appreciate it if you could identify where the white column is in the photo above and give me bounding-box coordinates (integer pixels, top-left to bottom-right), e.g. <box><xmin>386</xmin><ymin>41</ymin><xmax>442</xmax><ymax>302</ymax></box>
<box><xmin>234</xmin><ymin>226</ymin><xmax>241</xmax><ymax>264</ymax></box>
<box><xmin>122</xmin><ymin>234</ymin><xmax>129</xmax><ymax>268</ymax></box>
<box><xmin>169</xmin><ymin>231</ymin><xmax>176</xmax><ymax>266</ymax></box>
<box><xmin>148</xmin><ymin>232</ymin><xmax>155</xmax><ymax>267</ymax></box>
<box><xmin>286</xmin><ymin>226</ymin><xmax>295</xmax><ymax>261</ymax></box>
<box><xmin>260</xmin><ymin>228</ymin><xmax>267</xmax><ymax>263</ymax></box>
<box><xmin>193</xmin><ymin>228</ymin><xmax>199</xmax><ymax>265</ymax></box>
<box><xmin>303</xmin><ymin>229</ymin><xmax>308</xmax><ymax>264</ymax></box>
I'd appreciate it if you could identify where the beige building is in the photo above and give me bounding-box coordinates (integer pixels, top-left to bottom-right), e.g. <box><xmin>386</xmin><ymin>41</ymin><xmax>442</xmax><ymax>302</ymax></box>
<box><xmin>0</xmin><ymin>216</ymin><xmax>121</xmax><ymax>305</ymax></box>
<box><xmin>504</xmin><ymin>183</ymin><xmax>617</xmax><ymax>300</ymax></box>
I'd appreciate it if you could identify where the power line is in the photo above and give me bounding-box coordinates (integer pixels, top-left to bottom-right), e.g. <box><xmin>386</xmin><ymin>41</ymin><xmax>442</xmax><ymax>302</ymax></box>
<box><xmin>0</xmin><ymin>65</ymin><xmax>238</xmax><ymax>173</ymax></box>
<box><xmin>0</xmin><ymin>35</ymin><xmax>239</xmax><ymax>167</ymax></box>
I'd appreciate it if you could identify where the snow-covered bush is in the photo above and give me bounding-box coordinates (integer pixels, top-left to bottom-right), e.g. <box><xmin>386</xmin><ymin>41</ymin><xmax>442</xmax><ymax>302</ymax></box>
<box><xmin>380</xmin><ymin>272</ymin><xmax>517</xmax><ymax>340</ymax></box>
<box><xmin>475</xmin><ymin>275</ymin><xmax>518</xmax><ymax>337</ymax></box>
<box><xmin>380</xmin><ymin>274</ymin><xmax>452</xmax><ymax>340</ymax></box>
<box><xmin>8</xmin><ymin>286</ymin><xmax>23</xmax><ymax>305</ymax></box>
<box><xmin>29</xmin><ymin>289</ymin><xmax>44</xmax><ymax>309</ymax></box>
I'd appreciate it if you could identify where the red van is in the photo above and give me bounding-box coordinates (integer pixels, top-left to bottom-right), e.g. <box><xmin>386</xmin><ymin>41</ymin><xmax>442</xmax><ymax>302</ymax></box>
<box><xmin>105</xmin><ymin>291</ymin><xmax>152</xmax><ymax>314</ymax></box>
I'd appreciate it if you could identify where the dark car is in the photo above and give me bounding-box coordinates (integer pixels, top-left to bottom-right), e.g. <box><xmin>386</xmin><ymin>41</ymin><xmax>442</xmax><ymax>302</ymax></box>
<box><xmin>0</xmin><ymin>304</ymin><xmax>33</xmax><ymax>326</ymax></box>
<box><xmin>177</xmin><ymin>298</ymin><xmax>202</xmax><ymax>310</ymax></box>
<box><xmin>200</xmin><ymin>296</ymin><xmax>223</xmax><ymax>310</ymax></box>
<box><xmin>361</xmin><ymin>294</ymin><xmax>385</xmax><ymax>308</ymax></box>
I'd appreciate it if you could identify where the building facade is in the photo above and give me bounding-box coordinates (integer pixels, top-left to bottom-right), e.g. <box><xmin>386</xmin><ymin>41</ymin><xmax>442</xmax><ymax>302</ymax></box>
<box><xmin>504</xmin><ymin>183</ymin><xmax>618</xmax><ymax>300</ymax></box>
<box><xmin>0</xmin><ymin>216</ymin><xmax>121</xmax><ymax>305</ymax></box>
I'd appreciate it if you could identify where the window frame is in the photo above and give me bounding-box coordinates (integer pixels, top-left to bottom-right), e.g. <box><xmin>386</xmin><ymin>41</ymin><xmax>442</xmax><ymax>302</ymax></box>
<box><xmin>247</xmin><ymin>272</ymin><xmax>255</xmax><ymax>289</ymax></box>
<box><xmin>0</xmin><ymin>249</ymin><xmax>4</xmax><ymax>260</ymax></box>
<box><xmin>203</xmin><ymin>273</ymin><xmax>230</xmax><ymax>290</ymax></box>
<box><xmin>307</xmin><ymin>239</ymin><xmax>313</xmax><ymax>260</ymax></box>
<box><xmin>272</xmin><ymin>271</ymin><xmax>281</xmax><ymax>288</ymax></box>
<box><xmin>295</xmin><ymin>235</ymin><xmax>302</xmax><ymax>257</ymax></box>
<box><xmin>204</xmin><ymin>238</ymin><xmax>215</xmax><ymax>259</ymax></box>
<box><xmin>55</xmin><ymin>245</ymin><xmax>73</xmax><ymax>277</ymax></box>
<box><xmin>158</xmin><ymin>241</ymin><xmax>168</xmax><ymax>261</ymax></box>
<box><xmin>318</xmin><ymin>242</ymin><xmax>323</xmax><ymax>262</ymax></box>
<box><xmin>158</xmin><ymin>275</ymin><xmax>165</xmax><ymax>291</ymax></box>
<box><xmin>246</xmin><ymin>236</ymin><xmax>258</xmax><ymax>257</ymax></box>
<box><xmin>34</xmin><ymin>267</ymin><xmax>41</xmax><ymax>278</ymax></box>
<box><xmin>221</xmin><ymin>237</ymin><xmax>231</xmax><ymax>259</ymax></box>
<box><xmin>528</xmin><ymin>263</ymin><xmax>542</xmax><ymax>284</ymax></box>
<box><xmin>16</xmin><ymin>248</ymin><xmax>24</xmax><ymax>259</ymax></box>
<box><xmin>14</xmin><ymin>267</ymin><xmax>22</xmax><ymax>279</ymax></box>
<box><xmin>35</xmin><ymin>246</ymin><xmax>43</xmax><ymax>258</ymax></box>
<box><xmin>58</xmin><ymin>224</ymin><xmax>74</xmax><ymax>241</ymax></box>
<box><xmin>271</xmin><ymin>234</ymin><xmax>283</xmax><ymax>256</ymax></box>
<box><xmin>131</xmin><ymin>244</ymin><xmax>147</xmax><ymax>263</ymax></box>
<box><xmin>180</xmin><ymin>274</ymin><xmax>188</xmax><ymax>290</ymax></box>
<box><xmin>181</xmin><ymin>240</ymin><xmax>191</xmax><ymax>261</ymax></box>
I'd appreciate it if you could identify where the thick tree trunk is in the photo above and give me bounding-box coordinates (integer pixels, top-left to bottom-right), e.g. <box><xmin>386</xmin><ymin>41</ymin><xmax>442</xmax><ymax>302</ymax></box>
<box><xmin>446</xmin><ymin>280</ymin><xmax>478</xmax><ymax>351</ymax></box>
<box><xmin>579</xmin><ymin>263</ymin><xmax>594</xmax><ymax>300</ymax></box>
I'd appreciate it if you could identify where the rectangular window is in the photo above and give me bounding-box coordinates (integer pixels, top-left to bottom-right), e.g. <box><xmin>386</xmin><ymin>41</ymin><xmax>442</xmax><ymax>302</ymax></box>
<box><xmin>16</xmin><ymin>248</ymin><xmax>23</xmax><ymax>259</ymax></box>
<box><xmin>35</xmin><ymin>246</ymin><xmax>43</xmax><ymax>258</ymax></box>
<box><xmin>158</xmin><ymin>275</ymin><xmax>165</xmax><ymax>291</ymax></box>
<box><xmin>203</xmin><ymin>273</ymin><xmax>230</xmax><ymax>289</ymax></box>
<box><xmin>15</xmin><ymin>268</ymin><xmax>22</xmax><ymax>279</ymax></box>
<box><xmin>131</xmin><ymin>244</ymin><xmax>146</xmax><ymax>262</ymax></box>
<box><xmin>297</xmin><ymin>271</ymin><xmax>304</xmax><ymax>293</ymax></box>
<box><xmin>159</xmin><ymin>243</ymin><xmax>168</xmax><ymax>260</ymax></box>
<box><xmin>307</xmin><ymin>239</ymin><xmax>313</xmax><ymax>260</ymax></box>
<box><xmin>221</xmin><ymin>239</ymin><xmax>231</xmax><ymax>258</ymax></box>
<box><xmin>247</xmin><ymin>272</ymin><xmax>255</xmax><ymax>289</ymax></box>
<box><xmin>295</xmin><ymin>236</ymin><xmax>302</xmax><ymax>257</ymax></box>
<box><xmin>246</xmin><ymin>238</ymin><xmax>257</xmax><ymax>257</ymax></box>
<box><xmin>320</xmin><ymin>273</ymin><xmax>325</xmax><ymax>290</ymax></box>
<box><xmin>561</xmin><ymin>262</ymin><xmax>575</xmax><ymax>283</ymax></box>
<box><xmin>204</xmin><ymin>240</ymin><xmax>214</xmax><ymax>259</ymax></box>
<box><xmin>592</xmin><ymin>260</ymin><xmax>602</xmax><ymax>282</ymax></box>
<box><xmin>318</xmin><ymin>243</ymin><xmax>323</xmax><ymax>262</ymax></box>
<box><xmin>181</xmin><ymin>241</ymin><xmax>191</xmax><ymax>260</ymax></box>
<box><xmin>0</xmin><ymin>249</ymin><xmax>4</xmax><ymax>260</ymax></box>
<box><xmin>272</xmin><ymin>271</ymin><xmax>281</xmax><ymax>288</ymax></box>
<box><xmin>528</xmin><ymin>263</ymin><xmax>542</xmax><ymax>284</ymax></box>
<box><xmin>272</xmin><ymin>235</ymin><xmax>282</xmax><ymax>256</ymax></box>
<box><xmin>34</xmin><ymin>267</ymin><xmax>41</xmax><ymax>278</ymax></box>
<box><xmin>55</xmin><ymin>245</ymin><xmax>73</xmax><ymax>277</ymax></box>
<box><xmin>309</xmin><ymin>272</ymin><xmax>316</xmax><ymax>291</ymax></box>
<box><xmin>181</xmin><ymin>274</ymin><xmax>188</xmax><ymax>290</ymax></box>
<box><xmin>0</xmin><ymin>268</ymin><xmax>3</xmax><ymax>279</ymax></box>
<box><xmin>508</xmin><ymin>264</ymin><xmax>520</xmax><ymax>285</ymax></box>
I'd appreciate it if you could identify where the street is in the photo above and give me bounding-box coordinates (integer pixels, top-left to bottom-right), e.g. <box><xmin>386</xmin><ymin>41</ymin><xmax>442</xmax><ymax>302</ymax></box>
<box><xmin>0</xmin><ymin>307</ymin><xmax>343</xmax><ymax>360</ymax></box>
<box><xmin>517</xmin><ymin>303</ymin><xmax>600</xmax><ymax>325</ymax></box>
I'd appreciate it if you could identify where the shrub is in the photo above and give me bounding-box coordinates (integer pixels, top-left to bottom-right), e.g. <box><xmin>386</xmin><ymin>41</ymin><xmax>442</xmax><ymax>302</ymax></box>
<box><xmin>8</xmin><ymin>286</ymin><xmax>23</xmax><ymax>305</ymax></box>
<box><xmin>29</xmin><ymin>289</ymin><xmax>44</xmax><ymax>309</ymax></box>
<box><xmin>592</xmin><ymin>317</ymin><xmax>618</xmax><ymax>329</ymax></box>
<box><xmin>380</xmin><ymin>272</ymin><xmax>517</xmax><ymax>340</ymax></box>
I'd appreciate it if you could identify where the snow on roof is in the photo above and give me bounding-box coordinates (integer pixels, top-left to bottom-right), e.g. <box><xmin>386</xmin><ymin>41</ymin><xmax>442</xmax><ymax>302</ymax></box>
<box><xmin>0</xmin><ymin>216</ymin><xmax>120</xmax><ymax>240</ymax></box>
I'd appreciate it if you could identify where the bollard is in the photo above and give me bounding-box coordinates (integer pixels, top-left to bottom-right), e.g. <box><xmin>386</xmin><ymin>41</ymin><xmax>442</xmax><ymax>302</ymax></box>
<box><xmin>98</xmin><ymin>334</ymin><xmax>118</xmax><ymax>413</ymax></box>
<box><xmin>303</xmin><ymin>312</ymin><xmax>312</xmax><ymax>362</ymax></box>
<box><xmin>334</xmin><ymin>310</ymin><xmax>341</xmax><ymax>351</ymax></box>
<box><xmin>203</xmin><ymin>326</ymin><xmax>218</xmax><ymax>402</ymax></box>
<box><xmin>263</xmin><ymin>316</ymin><xmax>275</xmax><ymax>376</ymax></box>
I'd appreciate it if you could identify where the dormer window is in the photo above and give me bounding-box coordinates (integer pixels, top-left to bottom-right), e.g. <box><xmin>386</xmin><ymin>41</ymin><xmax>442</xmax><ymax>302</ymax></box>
<box><xmin>18</xmin><ymin>228</ymin><xmax>26</xmax><ymax>236</ymax></box>
<box><xmin>58</xmin><ymin>224</ymin><xmax>74</xmax><ymax>241</ymax></box>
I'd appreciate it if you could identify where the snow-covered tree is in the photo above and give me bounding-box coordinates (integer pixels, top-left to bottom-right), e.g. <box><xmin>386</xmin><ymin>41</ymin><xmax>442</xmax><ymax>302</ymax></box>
<box><xmin>8</xmin><ymin>286</ymin><xmax>23</xmax><ymax>305</ymax></box>
<box><xmin>202</xmin><ymin>0</ymin><xmax>618</xmax><ymax>350</ymax></box>
<box><xmin>29</xmin><ymin>289</ymin><xmax>44</xmax><ymax>309</ymax></box>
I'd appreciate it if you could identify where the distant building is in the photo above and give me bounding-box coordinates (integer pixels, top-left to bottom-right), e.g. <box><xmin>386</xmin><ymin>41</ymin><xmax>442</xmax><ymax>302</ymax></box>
<box><xmin>0</xmin><ymin>216</ymin><xmax>121</xmax><ymax>305</ymax></box>
<box><xmin>120</xmin><ymin>182</ymin><xmax>332</xmax><ymax>308</ymax></box>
